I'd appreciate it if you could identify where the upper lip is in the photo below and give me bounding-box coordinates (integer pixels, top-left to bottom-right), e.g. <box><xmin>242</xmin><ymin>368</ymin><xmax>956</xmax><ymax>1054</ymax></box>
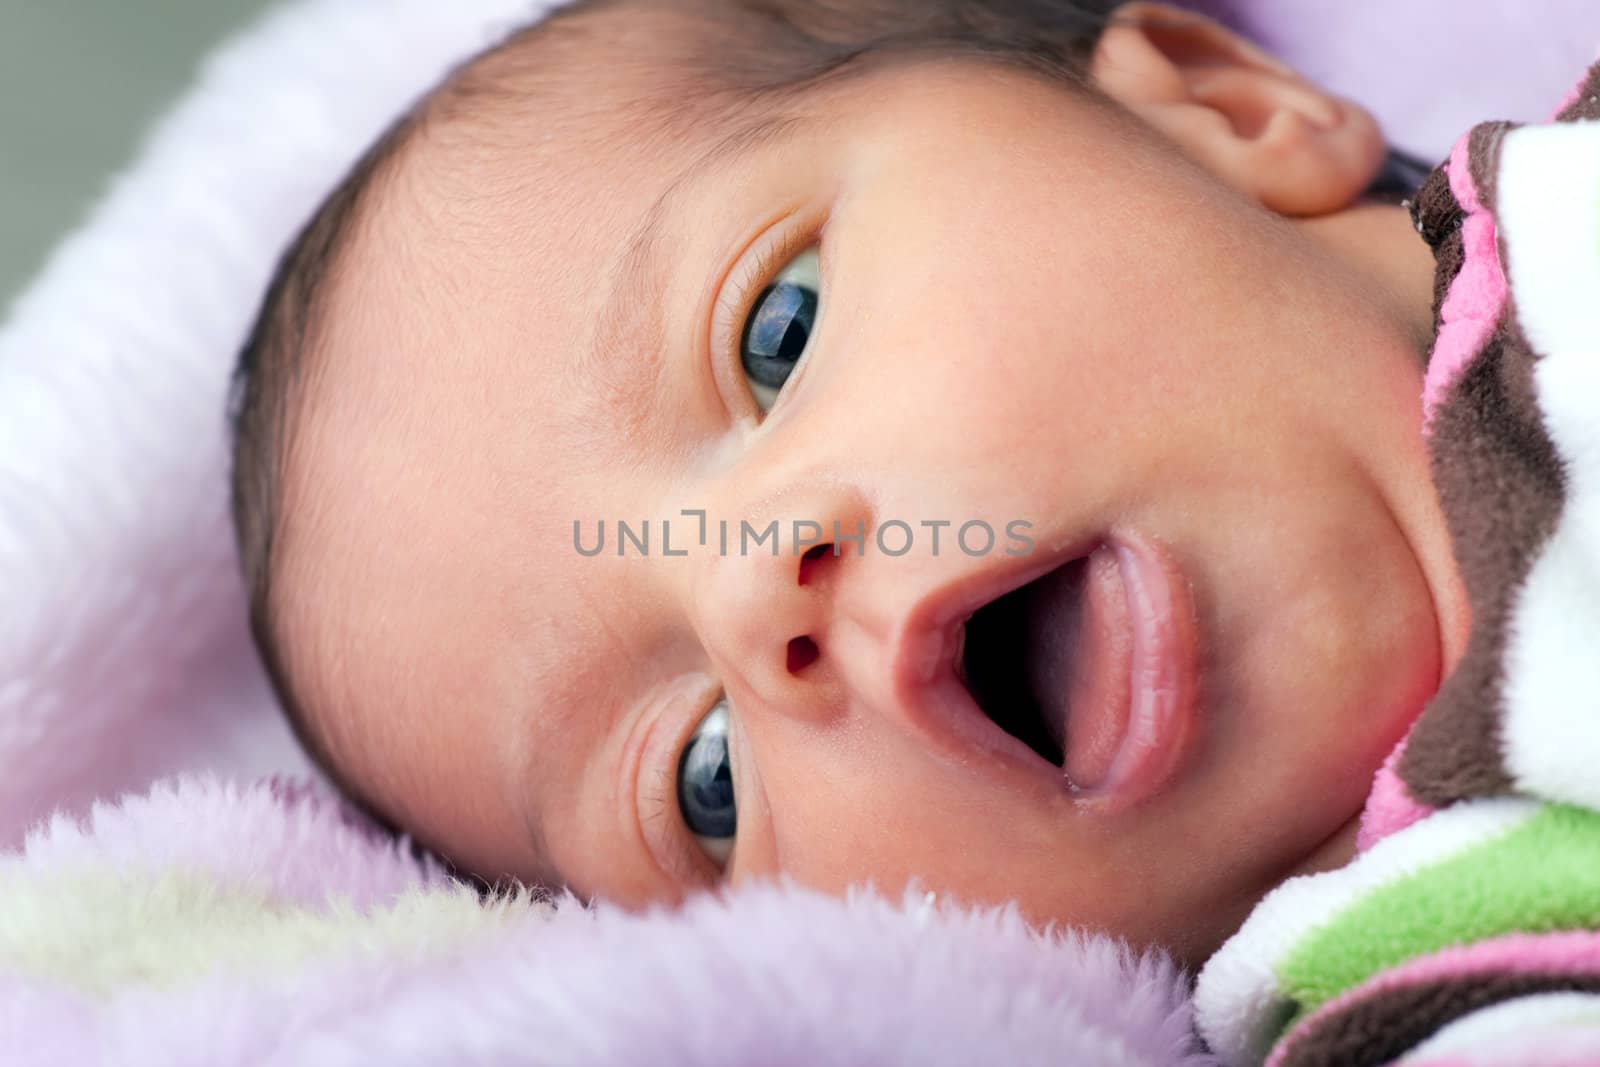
<box><xmin>888</xmin><ymin>539</ymin><xmax>1094</xmax><ymax>780</ymax></box>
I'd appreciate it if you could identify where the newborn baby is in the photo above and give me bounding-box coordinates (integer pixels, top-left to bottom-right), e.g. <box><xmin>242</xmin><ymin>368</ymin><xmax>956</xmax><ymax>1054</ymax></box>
<box><xmin>228</xmin><ymin>0</ymin><xmax>1469</xmax><ymax>967</ymax></box>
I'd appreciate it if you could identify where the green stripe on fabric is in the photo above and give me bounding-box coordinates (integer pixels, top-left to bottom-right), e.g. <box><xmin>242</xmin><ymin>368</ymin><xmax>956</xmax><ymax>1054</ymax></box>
<box><xmin>1276</xmin><ymin>805</ymin><xmax>1600</xmax><ymax>1029</ymax></box>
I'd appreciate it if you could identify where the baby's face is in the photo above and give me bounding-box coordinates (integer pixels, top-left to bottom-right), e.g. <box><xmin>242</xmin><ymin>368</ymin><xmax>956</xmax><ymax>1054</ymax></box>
<box><xmin>282</xmin><ymin>48</ymin><xmax>1461</xmax><ymax>961</ymax></box>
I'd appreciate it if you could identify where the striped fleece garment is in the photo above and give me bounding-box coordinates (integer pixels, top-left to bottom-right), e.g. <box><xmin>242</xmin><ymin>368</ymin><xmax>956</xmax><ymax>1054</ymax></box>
<box><xmin>1194</xmin><ymin>58</ymin><xmax>1600</xmax><ymax>1067</ymax></box>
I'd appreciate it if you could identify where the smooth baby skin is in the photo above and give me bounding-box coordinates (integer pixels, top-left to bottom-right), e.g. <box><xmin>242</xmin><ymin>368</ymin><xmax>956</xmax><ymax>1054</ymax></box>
<box><xmin>271</xmin><ymin>3</ymin><xmax>1468</xmax><ymax>964</ymax></box>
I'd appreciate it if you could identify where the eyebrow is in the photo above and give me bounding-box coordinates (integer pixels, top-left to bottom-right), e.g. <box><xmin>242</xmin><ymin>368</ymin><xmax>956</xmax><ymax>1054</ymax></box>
<box><xmin>576</xmin><ymin>111</ymin><xmax>813</xmax><ymax>443</ymax></box>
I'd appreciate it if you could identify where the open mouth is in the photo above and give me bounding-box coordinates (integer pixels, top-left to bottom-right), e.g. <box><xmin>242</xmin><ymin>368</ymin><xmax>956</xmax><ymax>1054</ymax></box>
<box><xmin>957</xmin><ymin>557</ymin><xmax>1083</xmax><ymax>768</ymax></box>
<box><xmin>952</xmin><ymin>535</ymin><xmax>1198</xmax><ymax>803</ymax></box>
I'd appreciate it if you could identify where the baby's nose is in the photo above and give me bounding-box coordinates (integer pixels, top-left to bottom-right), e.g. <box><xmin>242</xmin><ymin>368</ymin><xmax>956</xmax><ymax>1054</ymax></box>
<box><xmin>690</xmin><ymin>489</ymin><xmax>878</xmax><ymax>725</ymax></box>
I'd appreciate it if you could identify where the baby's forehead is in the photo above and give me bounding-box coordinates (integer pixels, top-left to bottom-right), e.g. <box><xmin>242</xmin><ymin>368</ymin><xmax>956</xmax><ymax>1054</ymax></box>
<box><xmin>412</xmin><ymin>5</ymin><xmax>743</xmax><ymax>160</ymax></box>
<box><xmin>353</xmin><ymin>12</ymin><xmax>771</xmax><ymax>284</ymax></box>
<box><xmin>319</xmin><ymin>32</ymin><xmax>834</xmax><ymax>432</ymax></box>
<box><xmin>289</xmin><ymin>28</ymin><xmax>763</xmax><ymax>644</ymax></box>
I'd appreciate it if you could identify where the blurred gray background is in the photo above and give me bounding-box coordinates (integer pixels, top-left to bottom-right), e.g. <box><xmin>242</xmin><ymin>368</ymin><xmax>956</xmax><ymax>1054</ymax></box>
<box><xmin>0</xmin><ymin>2</ymin><xmax>274</xmax><ymax>310</ymax></box>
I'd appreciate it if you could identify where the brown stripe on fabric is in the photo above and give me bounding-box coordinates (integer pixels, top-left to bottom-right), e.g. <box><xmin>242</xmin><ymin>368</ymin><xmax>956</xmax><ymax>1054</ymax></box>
<box><xmin>1556</xmin><ymin>60</ymin><xmax>1600</xmax><ymax>122</ymax></box>
<box><xmin>1409</xmin><ymin>161</ymin><xmax>1464</xmax><ymax>332</ymax></box>
<box><xmin>1465</xmin><ymin>123</ymin><xmax>1510</xmax><ymax>225</ymax></box>
<box><xmin>1275</xmin><ymin>970</ymin><xmax>1600</xmax><ymax>1067</ymax></box>
<box><xmin>1400</xmin><ymin>122</ymin><xmax>1569</xmax><ymax>807</ymax></box>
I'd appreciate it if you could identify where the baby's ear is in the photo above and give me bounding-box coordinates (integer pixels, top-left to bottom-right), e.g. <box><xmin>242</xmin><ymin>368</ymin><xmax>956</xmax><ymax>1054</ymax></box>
<box><xmin>1090</xmin><ymin>2</ymin><xmax>1385</xmax><ymax>216</ymax></box>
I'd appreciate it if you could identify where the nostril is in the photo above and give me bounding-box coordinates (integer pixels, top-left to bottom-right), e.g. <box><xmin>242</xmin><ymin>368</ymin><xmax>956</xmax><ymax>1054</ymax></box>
<box><xmin>798</xmin><ymin>543</ymin><xmax>831</xmax><ymax>586</ymax></box>
<box><xmin>787</xmin><ymin>635</ymin><xmax>820</xmax><ymax>673</ymax></box>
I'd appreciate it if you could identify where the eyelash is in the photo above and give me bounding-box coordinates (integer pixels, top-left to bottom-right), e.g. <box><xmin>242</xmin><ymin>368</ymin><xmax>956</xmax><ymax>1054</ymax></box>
<box><xmin>641</xmin><ymin>747</ymin><xmax>712</xmax><ymax>885</ymax></box>
<box><xmin>712</xmin><ymin>216</ymin><xmax>822</xmax><ymax>415</ymax></box>
<box><xmin>641</xmin><ymin>694</ymin><xmax>736</xmax><ymax>886</ymax></box>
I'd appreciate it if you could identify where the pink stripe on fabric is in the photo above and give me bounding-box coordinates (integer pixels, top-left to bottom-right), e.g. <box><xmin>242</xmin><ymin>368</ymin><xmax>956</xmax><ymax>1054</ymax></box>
<box><xmin>1358</xmin><ymin>738</ymin><xmax>1435</xmax><ymax>852</ymax></box>
<box><xmin>1421</xmin><ymin>132</ymin><xmax>1508</xmax><ymax>431</ymax></box>
<box><xmin>1266</xmin><ymin>932</ymin><xmax>1600</xmax><ymax>1067</ymax></box>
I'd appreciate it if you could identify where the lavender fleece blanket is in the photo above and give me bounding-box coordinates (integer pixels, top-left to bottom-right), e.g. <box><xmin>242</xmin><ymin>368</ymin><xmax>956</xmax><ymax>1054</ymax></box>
<box><xmin>1</xmin><ymin>777</ymin><xmax>1205</xmax><ymax>1065</ymax></box>
<box><xmin>3</xmin><ymin>1</ymin><xmax>1598</xmax><ymax>1063</ymax></box>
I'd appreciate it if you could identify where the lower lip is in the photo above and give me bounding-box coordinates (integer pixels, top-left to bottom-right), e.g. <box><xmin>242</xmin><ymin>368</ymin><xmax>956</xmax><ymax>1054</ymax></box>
<box><xmin>1068</xmin><ymin>532</ymin><xmax>1201</xmax><ymax>811</ymax></box>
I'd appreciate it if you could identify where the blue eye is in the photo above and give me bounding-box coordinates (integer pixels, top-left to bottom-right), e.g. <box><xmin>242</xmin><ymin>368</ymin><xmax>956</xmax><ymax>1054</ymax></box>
<box><xmin>740</xmin><ymin>248</ymin><xmax>820</xmax><ymax>412</ymax></box>
<box><xmin>677</xmin><ymin>701</ymin><xmax>736</xmax><ymax>865</ymax></box>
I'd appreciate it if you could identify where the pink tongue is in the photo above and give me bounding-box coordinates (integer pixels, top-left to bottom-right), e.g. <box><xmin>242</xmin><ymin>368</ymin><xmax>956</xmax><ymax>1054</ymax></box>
<box><xmin>1024</xmin><ymin>545</ymin><xmax>1132</xmax><ymax>790</ymax></box>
